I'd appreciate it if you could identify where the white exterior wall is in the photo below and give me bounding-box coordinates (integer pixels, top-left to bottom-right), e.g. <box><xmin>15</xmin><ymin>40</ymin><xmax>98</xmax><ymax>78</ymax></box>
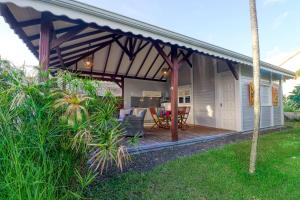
<box><xmin>240</xmin><ymin>66</ymin><xmax>283</xmax><ymax>131</ymax></box>
<box><xmin>123</xmin><ymin>78</ymin><xmax>168</xmax><ymax>122</ymax></box>
<box><xmin>123</xmin><ymin>78</ymin><xmax>169</xmax><ymax>109</ymax></box>
<box><xmin>192</xmin><ymin>54</ymin><xmax>216</xmax><ymax>127</ymax></box>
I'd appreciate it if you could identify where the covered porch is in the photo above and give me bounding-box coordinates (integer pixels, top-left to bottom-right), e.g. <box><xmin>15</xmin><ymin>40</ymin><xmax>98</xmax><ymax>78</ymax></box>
<box><xmin>0</xmin><ymin>1</ymin><xmax>242</xmax><ymax>142</ymax></box>
<box><xmin>124</xmin><ymin>125</ymin><xmax>234</xmax><ymax>149</ymax></box>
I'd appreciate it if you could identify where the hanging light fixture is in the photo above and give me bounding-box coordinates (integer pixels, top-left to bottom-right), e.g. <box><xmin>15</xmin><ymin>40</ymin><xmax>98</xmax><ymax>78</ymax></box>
<box><xmin>161</xmin><ymin>67</ymin><xmax>169</xmax><ymax>77</ymax></box>
<box><xmin>83</xmin><ymin>43</ymin><xmax>93</xmax><ymax>69</ymax></box>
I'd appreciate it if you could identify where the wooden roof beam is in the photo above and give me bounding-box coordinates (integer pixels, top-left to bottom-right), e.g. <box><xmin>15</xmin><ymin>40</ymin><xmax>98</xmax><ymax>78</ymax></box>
<box><xmin>125</xmin><ymin>40</ymin><xmax>143</xmax><ymax>76</ymax></box>
<box><xmin>135</xmin><ymin>44</ymin><xmax>153</xmax><ymax>77</ymax></box>
<box><xmin>179</xmin><ymin>50</ymin><xmax>193</xmax><ymax>68</ymax></box>
<box><xmin>114</xmin><ymin>38</ymin><xmax>129</xmax><ymax>77</ymax></box>
<box><xmin>153</xmin><ymin>42</ymin><xmax>173</xmax><ymax>68</ymax></box>
<box><xmin>50</xmin><ymin>25</ymin><xmax>87</xmax><ymax>49</ymax></box>
<box><xmin>49</xmin><ymin>39</ymin><xmax>114</xmax><ymax>61</ymax></box>
<box><xmin>67</xmin><ymin>69</ymin><xmax>166</xmax><ymax>82</ymax></box>
<box><xmin>51</xmin><ymin>38</ymin><xmax>117</xmax><ymax>68</ymax></box>
<box><xmin>49</xmin><ymin>33</ymin><xmax>117</xmax><ymax>53</ymax></box>
<box><xmin>226</xmin><ymin>61</ymin><xmax>239</xmax><ymax>80</ymax></box>
<box><xmin>153</xmin><ymin>50</ymin><xmax>172</xmax><ymax>80</ymax></box>
<box><xmin>144</xmin><ymin>49</ymin><xmax>162</xmax><ymax>79</ymax></box>
<box><xmin>103</xmin><ymin>43</ymin><xmax>112</xmax><ymax>74</ymax></box>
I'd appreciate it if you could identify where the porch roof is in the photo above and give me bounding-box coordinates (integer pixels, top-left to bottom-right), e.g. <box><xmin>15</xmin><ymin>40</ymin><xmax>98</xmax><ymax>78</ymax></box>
<box><xmin>0</xmin><ymin>0</ymin><xmax>295</xmax><ymax>79</ymax></box>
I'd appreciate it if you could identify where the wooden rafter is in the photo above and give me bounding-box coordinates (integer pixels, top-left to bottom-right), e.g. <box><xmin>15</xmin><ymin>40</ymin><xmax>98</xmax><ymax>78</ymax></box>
<box><xmin>67</xmin><ymin>29</ymin><xmax>104</xmax><ymax>42</ymax></box>
<box><xmin>125</xmin><ymin>40</ymin><xmax>143</xmax><ymax>76</ymax></box>
<box><xmin>132</xmin><ymin>41</ymin><xmax>150</xmax><ymax>57</ymax></box>
<box><xmin>115</xmin><ymin>36</ymin><xmax>149</xmax><ymax>60</ymax></box>
<box><xmin>178</xmin><ymin>50</ymin><xmax>193</xmax><ymax>65</ymax></box>
<box><xmin>49</xmin><ymin>37</ymin><xmax>117</xmax><ymax>62</ymax></box>
<box><xmin>114</xmin><ymin>37</ymin><xmax>133</xmax><ymax>59</ymax></box>
<box><xmin>226</xmin><ymin>61</ymin><xmax>239</xmax><ymax>80</ymax></box>
<box><xmin>103</xmin><ymin>43</ymin><xmax>112</xmax><ymax>74</ymax></box>
<box><xmin>114</xmin><ymin>38</ymin><xmax>129</xmax><ymax>77</ymax></box>
<box><xmin>67</xmin><ymin>69</ymin><xmax>166</xmax><ymax>82</ymax></box>
<box><xmin>153</xmin><ymin>50</ymin><xmax>172</xmax><ymax>79</ymax></box>
<box><xmin>18</xmin><ymin>18</ymin><xmax>41</xmax><ymax>27</ymax></box>
<box><xmin>50</xmin><ymin>25</ymin><xmax>87</xmax><ymax>49</ymax></box>
<box><xmin>144</xmin><ymin>45</ymin><xmax>165</xmax><ymax>78</ymax></box>
<box><xmin>52</xmin><ymin>39</ymin><xmax>116</xmax><ymax>68</ymax></box>
<box><xmin>153</xmin><ymin>42</ymin><xmax>173</xmax><ymax>67</ymax></box>
<box><xmin>29</xmin><ymin>25</ymin><xmax>82</xmax><ymax>41</ymax></box>
<box><xmin>135</xmin><ymin>44</ymin><xmax>153</xmax><ymax>77</ymax></box>
<box><xmin>179</xmin><ymin>50</ymin><xmax>193</xmax><ymax>67</ymax></box>
<box><xmin>50</xmin><ymin>33</ymin><xmax>116</xmax><ymax>53</ymax></box>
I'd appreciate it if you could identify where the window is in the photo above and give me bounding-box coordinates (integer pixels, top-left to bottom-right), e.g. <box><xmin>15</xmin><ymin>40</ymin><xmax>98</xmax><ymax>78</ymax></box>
<box><xmin>179</xmin><ymin>97</ymin><xmax>184</xmax><ymax>103</ymax></box>
<box><xmin>260</xmin><ymin>85</ymin><xmax>271</xmax><ymax>106</ymax></box>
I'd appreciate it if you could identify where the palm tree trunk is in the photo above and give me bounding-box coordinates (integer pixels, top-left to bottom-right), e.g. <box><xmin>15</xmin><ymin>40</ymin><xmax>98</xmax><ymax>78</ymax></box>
<box><xmin>249</xmin><ymin>0</ymin><xmax>261</xmax><ymax>174</ymax></box>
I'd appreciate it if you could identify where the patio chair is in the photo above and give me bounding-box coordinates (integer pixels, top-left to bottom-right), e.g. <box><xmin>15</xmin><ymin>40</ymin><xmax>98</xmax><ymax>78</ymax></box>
<box><xmin>180</xmin><ymin>106</ymin><xmax>190</xmax><ymax>129</ymax></box>
<box><xmin>149</xmin><ymin>107</ymin><xmax>168</xmax><ymax>128</ymax></box>
<box><xmin>121</xmin><ymin>108</ymin><xmax>147</xmax><ymax>137</ymax></box>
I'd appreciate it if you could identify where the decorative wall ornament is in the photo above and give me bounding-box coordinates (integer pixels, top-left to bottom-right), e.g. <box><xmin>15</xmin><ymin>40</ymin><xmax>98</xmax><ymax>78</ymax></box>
<box><xmin>272</xmin><ymin>86</ymin><xmax>279</xmax><ymax>106</ymax></box>
<box><xmin>249</xmin><ymin>82</ymin><xmax>254</xmax><ymax>106</ymax></box>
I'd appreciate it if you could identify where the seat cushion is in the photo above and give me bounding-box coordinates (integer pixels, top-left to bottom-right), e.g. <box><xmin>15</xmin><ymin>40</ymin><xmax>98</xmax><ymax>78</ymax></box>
<box><xmin>119</xmin><ymin>108</ymin><xmax>133</xmax><ymax>120</ymax></box>
<box><xmin>136</xmin><ymin>109</ymin><xmax>147</xmax><ymax>118</ymax></box>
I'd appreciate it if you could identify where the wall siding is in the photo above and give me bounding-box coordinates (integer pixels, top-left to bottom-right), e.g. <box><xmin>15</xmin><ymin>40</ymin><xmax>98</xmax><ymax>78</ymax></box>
<box><xmin>124</xmin><ymin>78</ymin><xmax>168</xmax><ymax>109</ymax></box>
<box><xmin>192</xmin><ymin>54</ymin><xmax>216</xmax><ymax>127</ymax></box>
<box><xmin>273</xmin><ymin>83</ymin><xmax>283</xmax><ymax>126</ymax></box>
<box><xmin>241</xmin><ymin>77</ymin><xmax>254</xmax><ymax>130</ymax></box>
<box><xmin>241</xmin><ymin>66</ymin><xmax>283</xmax><ymax>131</ymax></box>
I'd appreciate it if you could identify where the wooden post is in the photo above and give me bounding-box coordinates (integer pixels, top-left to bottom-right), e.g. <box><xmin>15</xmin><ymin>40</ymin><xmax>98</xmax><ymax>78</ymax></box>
<box><xmin>39</xmin><ymin>13</ymin><xmax>52</xmax><ymax>80</ymax></box>
<box><xmin>153</xmin><ymin>43</ymin><xmax>192</xmax><ymax>141</ymax></box>
<box><xmin>121</xmin><ymin>77</ymin><xmax>125</xmax><ymax>108</ymax></box>
<box><xmin>170</xmin><ymin>46</ymin><xmax>179</xmax><ymax>141</ymax></box>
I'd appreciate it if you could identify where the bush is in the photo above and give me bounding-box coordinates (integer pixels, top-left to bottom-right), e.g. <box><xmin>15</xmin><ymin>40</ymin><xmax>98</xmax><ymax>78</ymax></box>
<box><xmin>0</xmin><ymin>60</ymin><xmax>128</xmax><ymax>199</ymax></box>
<box><xmin>284</xmin><ymin>86</ymin><xmax>300</xmax><ymax>112</ymax></box>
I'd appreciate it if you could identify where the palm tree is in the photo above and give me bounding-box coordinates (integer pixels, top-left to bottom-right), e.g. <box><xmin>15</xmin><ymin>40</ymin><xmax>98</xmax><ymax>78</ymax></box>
<box><xmin>249</xmin><ymin>0</ymin><xmax>261</xmax><ymax>174</ymax></box>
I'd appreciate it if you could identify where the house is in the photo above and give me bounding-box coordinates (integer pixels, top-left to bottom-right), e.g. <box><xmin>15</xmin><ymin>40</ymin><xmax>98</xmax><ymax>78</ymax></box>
<box><xmin>0</xmin><ymin>0</ymin><xmax>294</xmax><ymax>144</ymax></box>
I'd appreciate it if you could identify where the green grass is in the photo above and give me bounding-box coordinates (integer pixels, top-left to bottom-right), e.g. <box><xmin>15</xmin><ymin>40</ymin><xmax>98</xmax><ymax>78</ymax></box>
<box><xmin>88</xmin><ymin>122</ymin><xmax>300</xmax><ymax>200</ymax></box>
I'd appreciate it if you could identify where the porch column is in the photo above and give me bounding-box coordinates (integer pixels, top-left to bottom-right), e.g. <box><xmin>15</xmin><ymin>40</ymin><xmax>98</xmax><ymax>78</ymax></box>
<box><xmin>121</xmin><ymin>77</ymin><xmax>125</xmax><ymax>108</ymax></box>
<box><xmin>39</xmin><ymin>13</ymin><xmax>52</xmax><ymax>76</ymax></box>
<box><xmin>153</xmin><ymin>43</ymin><xmax>192</xmax><ymax>141</ymax></box>
<box><xmin>170</xmin><ymin>46</ymin><xmax>179</xmax><ymax>141</ymax></box>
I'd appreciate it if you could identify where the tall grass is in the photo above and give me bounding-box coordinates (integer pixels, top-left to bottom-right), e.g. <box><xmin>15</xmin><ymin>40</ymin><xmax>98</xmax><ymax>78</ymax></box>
<box><xmin>0</xmin><ymin>61</ymin><xmax>128</xmax><ymax>199</ymax></box>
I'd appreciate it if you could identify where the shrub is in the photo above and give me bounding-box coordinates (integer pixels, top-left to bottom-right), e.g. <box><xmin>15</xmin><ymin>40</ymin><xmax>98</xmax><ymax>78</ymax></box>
<box><xmin>284</xmin><ymin>86</ymin><xmax>300</xmax><ymax>112</ymax></box>
<box><xmin>0</xmin><ymin>60</ymin><xmax>128</xmax><ymax>199</ymax></box>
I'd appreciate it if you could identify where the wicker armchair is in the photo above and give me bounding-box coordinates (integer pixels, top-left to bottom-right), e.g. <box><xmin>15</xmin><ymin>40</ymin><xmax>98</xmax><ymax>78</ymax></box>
<box><xmin>120</xmin><ymin>109</ymin><xmax>147</xmax><ymax>137</ymax></box>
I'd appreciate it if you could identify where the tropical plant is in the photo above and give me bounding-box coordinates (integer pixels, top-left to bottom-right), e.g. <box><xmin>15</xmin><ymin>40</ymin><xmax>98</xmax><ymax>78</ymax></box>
<box><xmin>249</xmin><ymin>0</ymin><xmax>261</xmax><ymax>174</ymax></box>
<box><xmin>283</xmin><ymin>86</ymin><xmax>300</xmax><ymax>112</ymax></box>
<box><xmin>287</xmin><ymin>86</ymin><xmax>300</xmax><ymax>110</ymax></box>
<box><xmin>0</xmin><ymin>58</ymin><xmax>128</xmax><ymax>200</ymax></box>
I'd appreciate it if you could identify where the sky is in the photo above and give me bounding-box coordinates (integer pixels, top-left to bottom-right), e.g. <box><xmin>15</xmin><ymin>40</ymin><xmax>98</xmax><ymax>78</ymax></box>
<box><xmin>0</xmin><ymin>0</ymin><xmax>299</xmax><ymax>71</ymax></box>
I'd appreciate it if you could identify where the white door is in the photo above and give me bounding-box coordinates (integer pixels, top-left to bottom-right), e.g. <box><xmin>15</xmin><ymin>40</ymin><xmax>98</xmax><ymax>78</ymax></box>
<box><xmin>217</xmin><ymin>72</ymin><xmax>236</xmax><ymax>130</ymax></box>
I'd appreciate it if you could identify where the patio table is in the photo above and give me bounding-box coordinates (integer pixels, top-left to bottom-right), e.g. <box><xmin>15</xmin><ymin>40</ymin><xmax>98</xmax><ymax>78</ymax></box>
<box><xmin>164</xmin><ymin>110</ymin><xmax>186</xmax><ymax>129</ymax></box>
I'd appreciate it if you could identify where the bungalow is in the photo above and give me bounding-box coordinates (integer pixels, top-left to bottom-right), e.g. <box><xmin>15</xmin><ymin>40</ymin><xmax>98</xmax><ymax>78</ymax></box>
<box><xmin>0</xmin><ymin>0</ymin><xmax>294</xmax><ymax>143</ymax></box>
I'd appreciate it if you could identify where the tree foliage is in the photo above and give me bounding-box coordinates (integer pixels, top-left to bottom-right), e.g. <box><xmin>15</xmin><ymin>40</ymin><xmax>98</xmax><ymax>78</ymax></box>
<box><xmin>284</xmin><ymin>86</ymin><xmax>300</xmax><ymax>112</ymax></box>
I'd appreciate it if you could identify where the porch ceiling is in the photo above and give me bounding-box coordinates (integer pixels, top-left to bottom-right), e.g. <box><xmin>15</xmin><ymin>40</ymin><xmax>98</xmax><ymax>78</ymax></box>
<box><xmin>0</xmin><ymin>0</ymin><xmax>295</xmax><ymax>79</ymax></box>
<box><xmin>0</xmin><ymin>2</ymin><xmax>193</xmax><ymax>82</ymax></box>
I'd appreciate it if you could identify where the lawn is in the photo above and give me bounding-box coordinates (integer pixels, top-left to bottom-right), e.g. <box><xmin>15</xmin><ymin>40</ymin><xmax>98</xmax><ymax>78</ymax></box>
<box><xmin>88</xmin><ymin>123</ymin><xmax>300</xmax><ymax>200</ymax></box>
